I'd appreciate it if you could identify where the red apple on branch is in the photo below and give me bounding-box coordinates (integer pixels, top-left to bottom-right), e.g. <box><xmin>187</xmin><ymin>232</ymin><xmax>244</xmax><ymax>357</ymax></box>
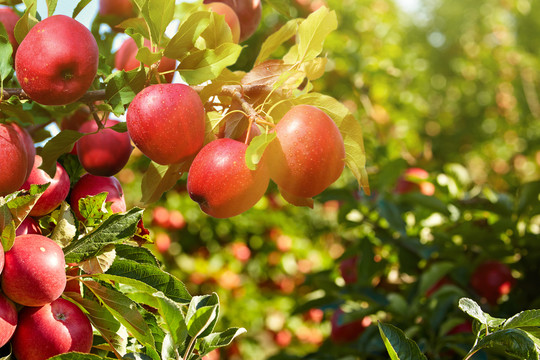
<box><xmin>12</xmin><ymin>298</ymin><xmax>93</xmax><ymax>360</ymax></box>
<box><xmin>330</xmin><ymin>308</ymin><xmax>371</xmax><ymax>343</ymax></box>
<box><xmin>77</xmin><ymin>118</ymin><xmax>133</xmax><ymax>176</ymax></box>
<box><xmin>395</xmin><ymin>167</ymin><xmax>435</xmax><ymax>196</ymax></box>
<box><xmin>187</xmin><ymin>138</ymin><xmax>270</xmax><ymax>218</ymax></box>
<box><xmin>127</xmin><ymin>84</ymin><xmax>206</xmax><ymax>165</ymax></box>
<box><xmin>20</xmin><ymin>155</ymin><xmax>70</xmax><ymax>217</ymax></box>
<box><xmin>15</xmin><ymin>216</ymin><xmax>42</xmax><ymax>236</ymax></box>
<box><xmin>203</xmin><ymin>0</ymin><xmax>261</xmax><ymax>42</ymax></box>
<box><xmin>2</xmin><ymin>234</ymin><xmax>66</xmax><ymax>307</ymax></box>
<box><xmin>12</xmin><ymin>123</ymin><xmax>36</xmax><ymax>178</ymax></box>
<box><xmin>70</xmin><ymin>174</ymin><xmax>127</xmax><ymax>221</ymax></box>
<box><xmin>470</xmin><ymin>260</ymin><xmax>514</xmax><ymax>305</ymax></box>
<box><xmin>0</xmin><ymin>292</ymin><xmax>17</xmax><ymax>348</ymax></box>
<box><xmin>0</xmin><ymin>123</ymin><xmax>28</xmax><ymax>196</ymax></box>
<box><xmin>99</xmin><ymin>0</ymin><xmax>135</xmax><ymax>18</ymax></box>
<box><xmin>0</xmin><ymin>7</ymin><xmax>20</xmax><ymax>53</ymax></box>
<box><xmin>15</xmin><ymin>15</ymin><xmax>99</xmax><ymax>105</ymax></box>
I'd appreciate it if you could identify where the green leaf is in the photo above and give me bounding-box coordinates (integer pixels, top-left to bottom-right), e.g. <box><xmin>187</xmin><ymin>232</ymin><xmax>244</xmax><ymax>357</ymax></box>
<box><xmin>283</xmin><ymin>7</ymin><xmax>337</xmax><ymax>64</ymax></box>
<box><xmin>0</xmin><ymin>24</ymin><xmax>13</xmax><ymax>82</ymax></box>
<box><xmin>504</xmin><ymin>310</ymin><xmax>540</xmax><ymax>329</ymax></box>
<box><xmin>64</xmin><ymin>293</ymin><xmax>128</xmax><ymax>356</ymax></box>
<box><xmin>161</xmin><ymin>333</ymin><xmax>177</xmax><ymax>360</ymax></box>
<box><xmin>72</xmin><ymin>0</ymin><xmax>93</xmax><ymax>18</ymax></box>
<box><xmin>468</xmin><ymin>328</ymin><xmax>539</xmax><ymax>360</ymax></box>
<box><xmin>105</xmin><ymin>69</ymin><xmax>147</xmax><ymax>116</ymax></box>
<box><xmin>141</xmin><ymin>0</ymin><xmax>175</xmax><ymax>46</ymax></box>
<box><xmin>63</xmin><ymin>208</ymin><xmax>144</xmax><ymax>264</ymax></box>
<box><xmin>46</xmin><ymin>0</ymin><xmax>58</xmax><ymax>17</ymax></box>
<box><xmin>115</xmin><ymin>244</ymin><xmax>160</xmax><ymax>267</ymax></box>
<box><xmin>6</xmin><ymin>183</ymin><xmax>48</xmax><ymax>226</ymax></box>
<box><xmin>199</xmin><ymin>328</ymin><xmax>247</xmax><ymax>354</ymax></box>
<box><xmin>149</xmin><ymin>292</ymin><xmax>188</xmax><ymax>346</ymax></box>
<box><xmin>255</xmin><ymin>18</ymin><xmax>302</xmax><ymax>66</ymax></box>
<box><xmin>135</xmin><ymin>47</ymin><xmax>164</xmax><ymax>67</ymax></box>
<box><xmin>101</xmin><ymin>258</ymin><xmax>192</xmax><ymax>304</ymax></box>
<box><xmin>264</xmin><ymin>0</ymin><xmax>293</xmax><ymax>18</ymax></box>
<box><xmin>459</xmin><ymin>297</ymin><xmax>488</xmax><ymax>325</ymax></box>
<box><xmin>140</xmin><ymin>161</ymin><xmax>188</xmax><ymax>205</ymax></box>
<box><xmin>199</xmin><ymin>11</ymin><xmax>233</xmax><ymax>48</ymax></box>
<box><xmin>378</xmin><ymin>322</ymin><xmax>428</xmax><ymax>360</ymax></box>
<box><xmin>50</xmin><ymin>202</ymin><xmax>78</xmax><ymax>248</ymax></box>
<box><xmin>84</xmin><ymin>280</ymin><xmax>155</xmax><ymax>347</ymax></box>
<box><xmin>178</xmin><ymin>43</ymin><xmax>242</xmax><ymax>85</ymax></box>
<box><xmin>14</xmin><ymin>3</ymin><xmax>38</xmax><ymax>45</ymax></box>
<box><xmin>48</xmin><ymin>353</ymin><xmax>110</xmax><ymax>360</ymax></box>
<box><xmin>164</xmin><ymin>11</ymin><xmax>211</xmax><ymax>60</ymax></box>
<box><xmin>186</xmin><ymin>294</ymin><xmax>220</xmax><ymax>338</ymax></box>
<box><xmin>78</xmin><ymin>192</ymin><xmax>112</xmax><ymax>227</ymax></box>
<box><xmin>418</xmin><ymin>262</ymin><xmax>454</xmax><ymax>296</ymax></box>
<box><xmin>0</xmin><ymin>102</ymin><xmax>34</xmax><ymax>124</ymax></box>
<box><xmin>245</xmin><ymin>132</ymin><xmax>276</xmax><ymax>170</ymax></box>
<box><xmin>40</xmin><ymin>130</ymin><xmax>86</xmax><ymax>177</ymax></box>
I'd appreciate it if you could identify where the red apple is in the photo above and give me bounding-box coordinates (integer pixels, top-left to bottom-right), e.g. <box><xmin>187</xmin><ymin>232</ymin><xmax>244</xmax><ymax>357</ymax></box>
<box><xmin>0</xmin><ymin>123</ymin><xmax>28</xmax><ymax>196</ymax></box>
<box><xmin>425</xmin><ymin>276</ymin><xmax>453</xmax><ymax>298</ymax></box>
<box><xmin>11</xmin><ymin>123</ymin><xmax>36</xmax><ymax>178</ymax></box>
<box><xmin>273</xmin><ymin>329</ymin><xmax>292</xmax><ymax>347</ymax></box>
<box><xmin>265</xmin><ymin>105</ymin><xmax>345</xmax><ymax>198</ymax></box>
<box><xmin>187</xmin><ymin>138</ymin><xmax>270</xmax><ymax>218</ymax></box>
<box><xmin>127</xmin><ymin>84</ymin><xmax>205</xmax><ymax>165</ymax></box>
<box><xmin>231</xmin><ymin>242</ymin><xmax>251</xmax><ymax>262</ymax></box>
<box><xmin>15</xmin><ymin>15</ymin><xmax>99</xmax><ymax>105</ymax></box>
<box><xmin>447</xmin><ymin>321</ymin><xmax>473</xmax><ymax>335</ymax></box>
<box><xmin>168</xmin><ymin>210</ymin><xmax>186</xmax><ymax>230</ymax></box>
<box><xmin>60</xmin><ymin>106</ymin><xmax>92</xmax><ymax>131</ymax></box>
<box><xmin>70</xmin><ymin>174</ymin><xmax>126</xmax><ymax>221</ymax></box>
<box><xmin>339</xmin><ymin>256</ymin><xmax>358</xmax><ymax>285</ymax></box>
<box><xmin>330</xmin><ymin>308</ymin><xmax>371</xmax><ymax>343</ymax></box>
<box><xmin>203</xmin><ymin>0</ymin><xmax>261</xmax><ymax>42</ymax></box>
<box><xmin>76</xmin><ymin>118</ymin><xmax>133</xmax><ymax>176</ymax></box>
<box><xmin>470</xmin><ymin>260</ymin><xmax>514</xmax><ymax>305</ymax></box>
<box><xmin>206</xmin><ymin>2</ymin><xmax>241</xmax><ymax>43</ymax></box>
<box><xmin>303</xmin><ymin>308</ymin><xmax>324</xmax><ymax>323</ymax></box>
<box><xmin>154</xmin><ymin>232</ymin><xmax>171</xmax><ymax>254</ymax></box>
<box><xmin>0</xmin><ymin>7</ymin><xmax>20</xmax><ymax>53</ymax></box>
<box><xmin>395</xmin><ymin>167</ymin><xmax>435</xmax><ymax>196</ymax></box>
<box><xmin>115</xmin><ymin>37</ymin><xmax>176</xmax><ymax>83</ymax></box>
<box><xmin>12</xmin><ymin>298</ymin><xmax>93</xmax><ymax>360</ymax></box>
<box><xmin>20</xmin><ymin>155</ymin><xmax>70</xmax><ymax>217</ymax></box>
<box><xmin>64</xmin><ymin>267</ymin><xmax>81</xmax><ymax>295</ymax></box>
<box><xmin>2</xmin><ymin>234</ymin><xmax>66</xmax><ymax>307</ymax></box>
<box><xmin>152</xmin><ymin>206</ymin><xmax>170</xmax><ymax>228</ymax></box>
<box><xmin>0</xmin><ymin>292</ymin><xmax>17</xmax><ymax>348</ymax></box>
<box><xmin>99</xmin><ymin>0</ymin><xmax>134</xmax><ymax>17</ymax></box>
<box><xmin>15</xmin><ymin>216</ymin><xmax>42</xmax><ymax>236</ymax></box>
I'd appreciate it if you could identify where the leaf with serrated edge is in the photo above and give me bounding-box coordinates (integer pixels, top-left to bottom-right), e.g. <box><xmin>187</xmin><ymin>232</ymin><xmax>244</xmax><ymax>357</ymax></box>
<box><xmin>504</xmin><ymin>310</ymin><xmax>540</xmax><ymax>329</ymax></box>
<box><xmin>40</xmin><ymin>130</ymin><xmax>86</xmax><ymax>177</ymax></box>
<box><xmin>186</xmin><ymin>293</ymin><xmax>220</xmax><ymax>338</ymax></box>
<box><xmin>468</xmin><ymin>328</ymin><xmax>539</xmax><ymax>360</ymax></box>
<box><xmin>141</xmin><ymin>0</ymin><xmax>175</xmax><ymax>46</ymax></box>
<box><xmin>459</xmin><ymin>298</ymin><xmax>488</xmax><ymax>325</ymax></box>
<box><xmin>199</xmin><ymin>328</ymin><xmax>247</xmax><ymax>355</ymax></box>
<box><xmin>256</xmin><ymin>18</ymin><xmax>302</xmax><ymax>66</ymax></box>
<box><xmin>187</xmin><ymin>305</ymin><xmax>218</xmax><ymax>339</ymax></box>
<box><xmin>200</xmin><ymin>11</ymin><xmax>233</xmax><ymax>48</ymax></box>
<box><xmin>80</xmin><ymin>244</ymin><xmax>116</xmax><ymax>274</ymax></box>
<box><xmin>7</xmin><ymin>183</ymin><xmax>48</xmax><ymax>226</ymax></box>
<box><xmin>115</xmin><ymin>244</ymin><xmax>160</xmax><ymax>267</ymax></box>
<box><xmin>283</xmin><ymin>7</ymin><xmax>337</xmax><ymax>64</ymax></box>
<box><xmin>63</xmin><ymin>208</ymin><xmax>143</xmax><ymax>264</ymax></box>
<box><xmin>64</xmin><ymin>293</ymin><xmax>128</xmax><ymax>356</ymax></box>
<box><xmin>378</xmin><ymin>322</ymin><xmax>428</xmax><ymax>360</ymax></box>
<box><xmin>83</xmin><ymin>280</ymin><xmax>154</xmax><ymax>347</ymax></box>
<box><xmin>47</xmin><ymin>353</ymin><xmax>108</xmax><ymax>360</ymax></box>
<box><xmin>164</xmin><ymin>11</ymin><xmax>211</xmax><ymax>60</ymax></box>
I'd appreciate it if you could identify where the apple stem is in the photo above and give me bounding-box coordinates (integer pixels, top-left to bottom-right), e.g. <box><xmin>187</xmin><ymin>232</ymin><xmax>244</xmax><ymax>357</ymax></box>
<box><xmin>88</xmin><ymin>103</ymin><xmax>106</xmax><ymax>130</ymax></box>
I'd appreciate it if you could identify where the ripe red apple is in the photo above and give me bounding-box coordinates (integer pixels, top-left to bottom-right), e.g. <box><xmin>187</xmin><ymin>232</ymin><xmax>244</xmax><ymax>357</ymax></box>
<box><xmin>265</xmin><ymin>105</ymin><xmax>345</xmax><ymax>198</ymax></box>
<box><xmin>0</xmin><ymin>7</ymin><xmax>20</xmax><ymax>53</ymax></box>
<box><xmin>203</xmin><ymin>0</ymin><xmax>261</xmax><ymax>42</ymax></box>
<box><xmin>231</xmin><ymin>242</ymin><xmax>251</xmax><ymax>262</ymax></box>
<box><xmin>206</xmin><ymin>2</ymin><xmax>241</xmax><ymax>43</ymax></box>
<box><xmin>70</xmin><ymin>174</ymin><xmax>126</xmax><ymax>221</ymax></box>
<box><xmin>12</xmin><ymin>123</ymin><xmax>36</xmax><ymax>178</ymax></box>
<box><xmin>12</xmin><ymin>298</ymin><xmax>93</xmax><ymax>360</ymax></box>
<box><xmin>2</xmin><ymin>234</ymin><xmax>66</xmax><ymax>307</ymax></box>
<box><xmin>330</xmin><ymin>308</ymin><xmax>371</xmax><ymax>343</ymax></box>
<box><xmin>60</xmin><ymin>106</ymin><xmax>92</xmax><ymax>131</ymax></box>
<box><xmin>15</xmin><ymin>216</ymin><xmax>42</xmax><ymax>236</ymax></box>
<box><xmin>0</xmin><ymin>123</ymin><xmax>28</xmax><ymax>196</ymax></box>
<box><xmin>127</xmin><ymin>84</ymin><xmax>205</xmax><ymax>165</ymax></box>
<box><xmin>115</xmin><ymin>37</ymin><xmax>176</xmax><ymax>83</ymax></box>
<box><xmin>470</xmin><ymin>260</ymin><xmax>514</xmax><ymax>305</ymax></box>
<box><xmin>154</xmin><ymin>232</ymin><xmax>172</xmax><ymax>254</ymax></box>
<box><xmin>15</xmin><ymin>15</ymin><xmax>99</xmax><ymax>105</ymax></box>
<box><xmin>99</xmin><ymin>0</ymin><xmax>135</xmax><ymax>18</ymax></box>
<box><xmin>395</xmin><ymin>167</ymin><xmax>435</xmax><ymax>196</ymax></box>
<box><xmin>273</xmin><ymin>329</ymin><xmax>292</xmax><ymax>348</ymax></box>
<box><xmin>303</xmin><ymin>308</ymin><xmax>324</xmax><ymax>323</ymax></box>
<box><xmin>187</xmin><ymin>138</ymin><xmax>270</xmax><ymax>218</ymax></box>
<box><xmin>76</xmin><ymin>118</ymin><xmax>133</xmax><ymax>176</ymax></box>
<box><xmin>20</xmin><ymin>155</ymin><xmax>70</xmax><ymax>217</ymax></box>
<box><xmin>0</xmin><ymin>292</ymin><xmax>17</xmax><ymax>348</ymax></box>
<box><xmin>339</xmin><ymin>256</ymin><xmax>358</xmax><ymax>285</ymax></box>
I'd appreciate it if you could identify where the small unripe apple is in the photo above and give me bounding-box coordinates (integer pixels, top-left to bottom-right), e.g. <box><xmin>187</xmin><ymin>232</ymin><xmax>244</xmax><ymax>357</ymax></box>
<box><xmin>265</xmin><ymin>105</ymin><xmax>345</xmax><ymax>198</ymax></box>
<box><xmin>15</xmin><ymin>15</ymin><xmax>99</xmax><ymax>105</ymax></box>
<box><xmin>20</xmin><ymin>155</ymin><xmax>70</xmax><ymax>217</ymax></box>
<box><xmin>115</xmin><ymin>37</ymin><xmax>176</xmax><ymax>83</ymax></box>
<box><xmin>2</xmin><ymin>234</ymin><xmax>66</xmax><ymax>307</ymax></box>
<box><xmin>11</xmin><ymin>123</ymin><xmax>36</xmax><ymax>179</ymax></box>
<box><xmin>127</xmin><ymin>84</ymin><xmax>205</xmax><ymax>165</ymax></box>
<box><xmin>0</xmin><ymin>123</ymin><xmax>28</xmax><ymax>196</ymax></box>
<box><xmin>15</xmin><ymin>216</ymin><xmax>42</xmax><ymax>236</ymax></box>
<box><xmin>470</xmin><ymin>260</ymin><xmax>514</xmax><ymax>305</ymax></box>
<box><xmin>0</xmin><ymin>7</ymin><xmax>20</xmax><ymax>53</ymax></box>
<box><xmin>0</xmin><ymin>292</ymin><xmax>17</xmax><ymax>348</ymax></box>
<box><xmin>206</xmin><ymin>2</ymin><xmax>241</xmax><ymax>43</ymax></box>
<box><xmin>187</xmin><ymin>138</ymin><xmax>270</xmax><ymax>218</ymax></box>
<box><xmin>12</xmin><ymin>298</ymin><xmax>93</xmax><ymax>360</ymax></box>
<box><xmin>77</xmin><ymin>118</ymin><xmax>133</xmax><ymax>176</ymax></box>
<box><xmin>330</xmin><ymin>309</ymin><xmax>371</xmax><ymax>343</ymax></box>
<box><xmin>70</xmin><ymin>174</ymin><xmax>126</xmax><ymax>221</ymax></box>
<box><xmin>395</xmin><ymin>167</ymin><xmax>435</xmax><ymax>196</ymax></box>
<box><xmin>203</xmin><ymin>0</ymin><xmax>261</xmax><ymax>42</ymax></box>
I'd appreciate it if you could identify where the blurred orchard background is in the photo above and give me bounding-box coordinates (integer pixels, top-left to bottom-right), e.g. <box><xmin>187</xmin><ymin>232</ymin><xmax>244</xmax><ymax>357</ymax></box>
<box><xmin>35</xmin><ymin>0</ymin><xmax>540</xmax><ymax>358</ymax></box>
